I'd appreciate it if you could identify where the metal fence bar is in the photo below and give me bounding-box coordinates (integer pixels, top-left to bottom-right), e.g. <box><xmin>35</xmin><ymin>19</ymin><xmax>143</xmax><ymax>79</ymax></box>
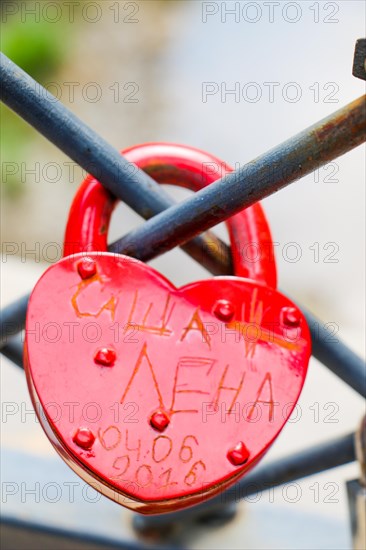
<box><xmin>111</xmin><ymin>95</ymin><xmax>366</xmax><ymax>260</ymax></box>
<box><xmin>299</xmin><ymin>305</ymin><xmax>366</xmax><ymax>397</ymax></box>
<box><xmin>0</xmin><ymin>52</ymin><xmax>229</xmax><ymax>276</ymax></box>
<box><xmin>0</xmin><ymin>295</ymin><xmax>29</xmax><ymax>349</ymax></box>
<box><xmin>133</xmin><ymin>432</ymin><xmax>356</xmax><ymax>527</ymax></box>
<box><xmin>1</xmin><ymin>333</ymin><xmax>23</xmax><ymax>367</ymax></box>
<box><xmin>1</xmin><ymin>515</ymin><xmax>175</xmax><ymax>550</ymax></box>
<box><xmin>2</xmin><ymin>304</ymin><xmax>365</xmax><ymax>398</ymax></box>
<box><xmin>0</xmin><ymin>53</ymin><xmax>364</xmax><ymax>529</ymax></box>
<box><xmin>2</xmin><ymin>336</ymin><xmax>360</xmax><ymax>524</ymax></box>
<box><xmin>1</xmin><ymin>54</ymin><xmax>365</xmax><ymax>268</ymax></box>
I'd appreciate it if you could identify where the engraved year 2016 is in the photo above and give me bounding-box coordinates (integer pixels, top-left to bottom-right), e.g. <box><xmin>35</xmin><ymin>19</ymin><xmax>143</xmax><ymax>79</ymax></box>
<box><xmin>98</xmin><ymin>426</ymin><xmax>206</xmax><ymax>490</ymax></box>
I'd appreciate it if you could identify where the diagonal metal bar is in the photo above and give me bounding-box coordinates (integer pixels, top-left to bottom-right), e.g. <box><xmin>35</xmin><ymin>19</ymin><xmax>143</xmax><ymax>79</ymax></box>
<box><xmin>1</xmin><ymin>333</ymin><xmax>23</xmax><ymax>367</ymax></box>
<box><xmin>0</xmin><ymin>52</ymin><xmax>230</xmax><ymax>276</ymax></box>
<box><xmin>1</xmin><ymin>53</ymin><xmax>365</xmax><ymax>270</ymax></box>
<box><xmin>0</xmin><ymin>295</ymin><xmax>29</xmax><ymax>349</ymax></box>
<box><xmin>111</xmin><ymin>95</ymin><xmax>366</xmax><ymax>260</ymax></box>
<box><xmin>133</xmin><ymin>432</ymin><xmax>356</xmax><ymax>527</ymax></box>
<box><xmin>296</xmin><ymin>304</ymin><xmax>366</xmax><ymax>397</ymax></box>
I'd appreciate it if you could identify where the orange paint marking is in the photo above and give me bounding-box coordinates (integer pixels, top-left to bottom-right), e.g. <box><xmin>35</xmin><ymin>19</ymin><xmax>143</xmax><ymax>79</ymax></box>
<box><xmin>124</xmin><ymin>291</ymin><xmax>175</xmax><ymax>337</ymax></box>
<box><xmin>71</xmin><ymin>274</ymin><xmax>118</xmax><ymax>320</ymax></box>
<box><xmin>180</xmin><ymin>308</ymin><xmax>211</xmax><ymax>349</ymax></box>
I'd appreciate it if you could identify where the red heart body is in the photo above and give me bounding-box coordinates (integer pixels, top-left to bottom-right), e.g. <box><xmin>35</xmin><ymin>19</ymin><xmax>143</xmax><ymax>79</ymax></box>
<box><xmin>25</xmin><ymin>252</ymin><xmax>311</xmax><ymax>514</ymax></box>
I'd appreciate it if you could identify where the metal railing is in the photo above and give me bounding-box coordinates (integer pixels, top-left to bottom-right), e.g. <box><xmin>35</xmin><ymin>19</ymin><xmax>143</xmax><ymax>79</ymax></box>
<box><xmin>0</xmin><ymin>43</ymin><xmax>365</xmax><ymax>540</ymax></box>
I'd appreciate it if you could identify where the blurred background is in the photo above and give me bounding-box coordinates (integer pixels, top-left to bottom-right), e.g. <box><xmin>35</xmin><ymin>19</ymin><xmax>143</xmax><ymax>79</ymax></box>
<box><xmin>1</xmin><ymin>1</ymin><xmax>365</xmax><ymax>549</ymax></box>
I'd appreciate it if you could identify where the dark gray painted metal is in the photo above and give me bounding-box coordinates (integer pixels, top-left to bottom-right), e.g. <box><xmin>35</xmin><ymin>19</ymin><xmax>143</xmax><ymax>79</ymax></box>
<box><xmin>353</xmin><ymin>39</ymin><xmax>366</xmax><ymax>80</ymax></box>
<box><xmin>0</xmin><ymin>52</ymin><xmax>228</xmax><ymax>276</ymax></box>
<box><xmin>1</xmin><ymin>333</ymin><xmax>23</xmax><ymax>367</ymax></box>
<box><xmin>0</xmin><ymin>295</ymin><xmax>29</xmax><ymax>348</ymax></box>
<box><xmin>1</xmin><ymin>515</ymin><xmax>178</xmax><ymax>550</ymax></box>
<box><xmin>301</xmin><ymin>306</ymin><xmax>366</xmax><ymax>398</ymax></box>
<box><xmin>133</xmin><ymin>432</ymin><xmax>356</xmax><ymax>528</ymax></box>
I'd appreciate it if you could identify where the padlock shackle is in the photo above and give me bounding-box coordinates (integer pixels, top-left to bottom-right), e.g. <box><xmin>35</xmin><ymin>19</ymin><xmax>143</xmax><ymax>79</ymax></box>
<box><xmin>64</xmin><ymin>143</ymin><xmax>277</xmax><ymax>288</ymax></box>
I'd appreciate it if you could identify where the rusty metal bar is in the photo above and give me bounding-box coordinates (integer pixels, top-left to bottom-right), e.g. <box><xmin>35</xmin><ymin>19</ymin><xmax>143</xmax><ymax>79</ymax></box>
<box><xmin>111</xmin><ymin>95</ymin><xmax>366</xmax><ymax>259</ymax></box>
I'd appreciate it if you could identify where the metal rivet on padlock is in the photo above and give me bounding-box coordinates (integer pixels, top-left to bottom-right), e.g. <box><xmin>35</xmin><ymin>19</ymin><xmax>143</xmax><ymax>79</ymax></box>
<box><xmin>25</xmin><ymin>143</ymin><xmax>311</xmax><ymax>514</ymax></box>
<box><xmin>213</xmin><ymin>300</ymin><xmax>235</xmax><ymax>322</ymax></box>
<box><xmin>281</xmin><ymin>306</ymin><xmax>301</xmax><ymax>327</ymax></box>
<box><xmin>77</xmin><ymin>257</ymin><xmax>97</xmax><ymax>279</ymax></box>
<box><xmin>73</xmin><ymin>427</ymin><xmax>96</xmax><ymax>450</ymax></box>
<box><xmin>94</xmin><ymin>347</ymin><xmax>116</xmax><ymax>367</ymax></box>
<box><xmin>227</xmin><ymin>441</ymin><xmax>250</xmax><ymax>466</ymax></box>
<box><xmin>150</xmin><ymin>410</ymin><xmax>170</xmax><ymax>432</ymax></box>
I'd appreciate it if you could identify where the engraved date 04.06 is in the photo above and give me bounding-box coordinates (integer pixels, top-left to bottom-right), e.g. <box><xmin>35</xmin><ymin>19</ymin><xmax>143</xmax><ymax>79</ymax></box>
<box><xmin>98</xmin><ymin>426</ymin><xmax>206</xmax><ymax>491</ymax></box>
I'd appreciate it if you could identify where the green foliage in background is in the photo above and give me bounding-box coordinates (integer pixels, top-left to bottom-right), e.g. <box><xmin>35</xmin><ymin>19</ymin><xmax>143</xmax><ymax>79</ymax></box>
<box><xmin>1</xmin><ymin>17</ymin><xmax>65</xmax><ymax>79</ymax></box>
<box><xmin>1</xmin><ymin>2</ymin><xmax>75</xmax><ymax>196</ymax></box>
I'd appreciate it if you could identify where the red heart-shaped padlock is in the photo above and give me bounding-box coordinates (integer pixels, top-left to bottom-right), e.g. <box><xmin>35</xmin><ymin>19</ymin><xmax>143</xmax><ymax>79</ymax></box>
<box><xmin>25</xmin><ymin>144</ymin><xmax>311</xmax><ymax>514</ymax></box>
